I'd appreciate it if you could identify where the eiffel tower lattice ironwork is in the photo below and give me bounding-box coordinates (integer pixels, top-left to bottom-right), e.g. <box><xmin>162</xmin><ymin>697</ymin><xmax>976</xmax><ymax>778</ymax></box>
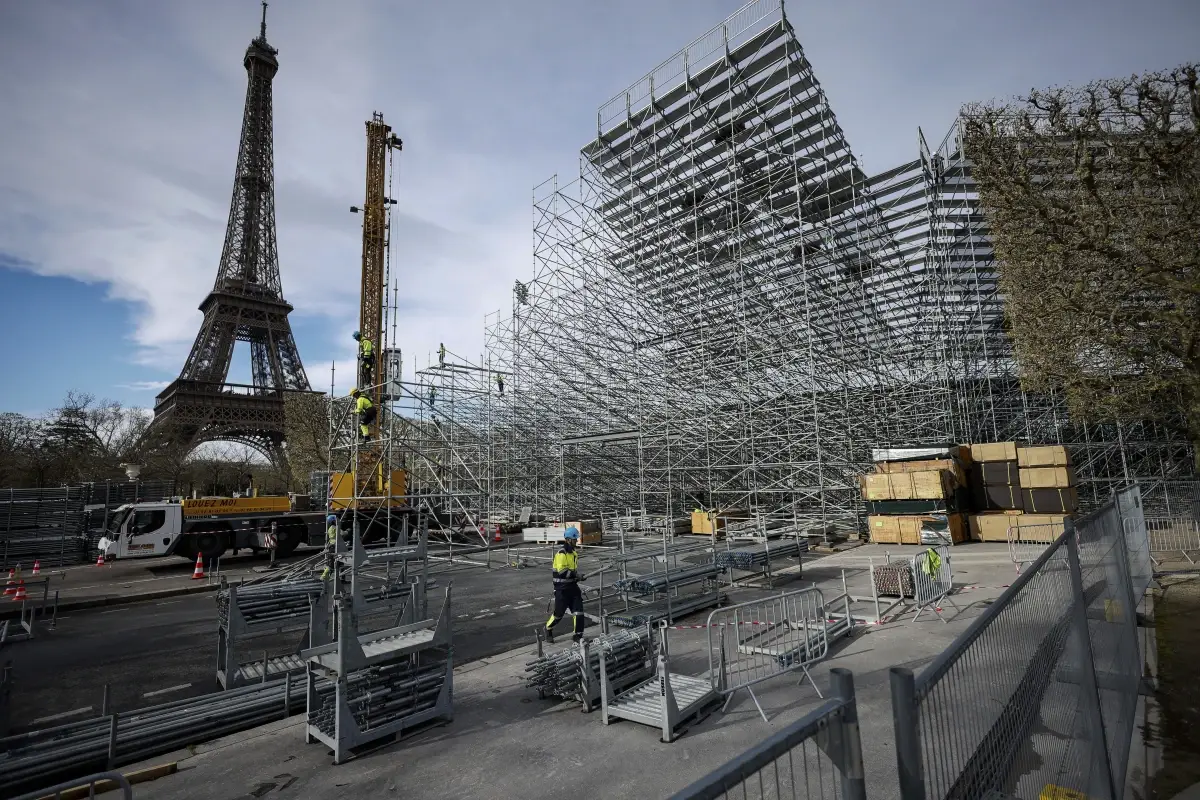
<box><xmin>151</xmin><ymin>3</ymin><xmax>315</xmax><ymax>458</ymax></box>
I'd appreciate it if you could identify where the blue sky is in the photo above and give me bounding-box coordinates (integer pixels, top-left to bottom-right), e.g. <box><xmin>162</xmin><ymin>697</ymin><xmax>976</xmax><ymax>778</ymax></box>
<box><xmin>1</xmin><ymin>0</ymin><xmax>1197</xmax><ymax>416</ymax></box>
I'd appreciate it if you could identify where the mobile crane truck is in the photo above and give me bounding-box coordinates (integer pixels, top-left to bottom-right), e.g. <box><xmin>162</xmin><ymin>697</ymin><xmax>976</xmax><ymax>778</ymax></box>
<box><xmin>96</xmin><ymin>495</ymin><xmax>326</xmax><ymax>562</ymax></box>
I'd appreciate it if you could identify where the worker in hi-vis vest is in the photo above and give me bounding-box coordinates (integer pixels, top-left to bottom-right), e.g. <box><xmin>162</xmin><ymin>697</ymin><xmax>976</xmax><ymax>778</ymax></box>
<box><xmin>320</xmin><ymin>514</ymin><xmax>337</xmax><ymax>581</ymax></box>
<box><xmin>351</xmin><ymin>388</ymin><xmax>376</xmax><ymax>441</ymax></box>
<box><xmin>353</xmin><ymin>331</ymin><xmax>374</xmax><ymax>387</ymax></box>
<box><xmin>545</xmin><ymin>526</ymin><xmax>587</xmax><ymax>643</ymax></box>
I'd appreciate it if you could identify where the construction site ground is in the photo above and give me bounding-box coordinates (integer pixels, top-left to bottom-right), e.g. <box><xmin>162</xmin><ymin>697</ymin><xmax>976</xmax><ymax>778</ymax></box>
<box><xmin>0</xmin><ymin>549</ymin><xmax>319</xmax><ymax>621</ymax></box>
<box><xmin>3</xmin><ymin>542</ymin><xmax>582</xmax><ymax>726</ymax></box>
<box><xmin>113</xmin><ymin>543</ymin><xmax>1023</xmax><ymax>800</ymax></box>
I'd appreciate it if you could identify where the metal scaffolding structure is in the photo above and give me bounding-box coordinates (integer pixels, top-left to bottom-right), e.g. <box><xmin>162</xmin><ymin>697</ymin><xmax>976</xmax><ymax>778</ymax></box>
<box><xmin>473</xmin><ymin>0</ymin><xmax>1192</xmax><ymax>532</ymax></box>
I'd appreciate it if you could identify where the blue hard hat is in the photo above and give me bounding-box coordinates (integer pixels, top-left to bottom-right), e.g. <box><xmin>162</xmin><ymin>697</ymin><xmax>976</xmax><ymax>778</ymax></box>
<box><xmin>564</xmin><ymin>526</ymin><xmax>580</xmax><ymax>539</ymax></box>
<box><xmin>327</xmin><ymin>514</ymin><xmax>337</xmax><ymax>524</ymax></box>
<box><xmin>352</xmin><ymin>331</ymin><xmax>361</xmax><ymax>339</ymax></box>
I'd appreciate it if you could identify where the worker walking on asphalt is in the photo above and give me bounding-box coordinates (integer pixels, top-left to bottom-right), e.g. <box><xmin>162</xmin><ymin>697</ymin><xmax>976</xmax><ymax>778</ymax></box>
<box><xmin>353</xmin><ymin>331</ymin><xmax>374</xmax><ymax>387</ymax></box>
<box><xmin>545</xmin><ymin>526</ymin><xmax>586</xmax><ymax>644</ymax></box>
<box><xmin>320</xmin><ymin>514</ymin><xmax>337</xmax><ymax>581</ymax></box>
<box><xmin>351</xmin><ymin>388</ymin><xmax>376</xmax><ymax>441</ymax></box>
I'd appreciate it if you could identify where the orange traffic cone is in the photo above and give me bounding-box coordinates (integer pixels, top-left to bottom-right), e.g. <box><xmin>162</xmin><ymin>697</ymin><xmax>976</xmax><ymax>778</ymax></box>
<box><xmin>192</xmin><ymin>552</ymin><xmax>206</xmax><ymax>580</ymax></box>
<box><xmin>3</xmin><ymin>569</ymin><xmax>14</xmax><ymax>596</ymax></box>
<box><xmin>493</xmin><ymin>526</ymin><xmax>503</xmax><ymax>543</ymax></box>
<box><xmin>31</xmin><ymin>559</ymin><xmax>41</xmax><ymax>577</ymax></box>
<box><xmin>11</xmin><ymin>580</ymin><xmax>26</xmax><ymax>603</ymax></box>
<box><xmin>96</xmin><ymin>551</ymin><xmax>106</xmax><ymax>567</ymax></box>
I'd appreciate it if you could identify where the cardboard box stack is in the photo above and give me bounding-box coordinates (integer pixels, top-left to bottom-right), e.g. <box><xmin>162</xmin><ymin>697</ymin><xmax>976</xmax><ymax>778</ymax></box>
<box><xmin>967</xmin><ymin>443</ymin><xmax>1076</xmax><ymax>542</ymax></box>
<box><xmin>862</xmin><ymin>446</ymin><xmax>970</xmax><ymax>546</ymax></box>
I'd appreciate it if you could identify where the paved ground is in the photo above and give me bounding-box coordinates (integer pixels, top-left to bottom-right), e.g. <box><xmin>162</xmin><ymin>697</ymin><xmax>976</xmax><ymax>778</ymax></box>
<box><xmin>109</xmin><ymin>543</ymin><xmax>1023</xmax><ymax>800</ymax></box>
<box><xmin>0</xmin><ymin>548</ymin><xmax>319</xmax><ymax>621</ymax></box>
<box><xmin>2</xmin><ymin>545</ymin><xmax>641</xmax><ymax>727</ymax></box>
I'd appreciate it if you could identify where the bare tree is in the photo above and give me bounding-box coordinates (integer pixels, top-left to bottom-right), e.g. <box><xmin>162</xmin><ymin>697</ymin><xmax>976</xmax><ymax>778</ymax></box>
<box><xmin>283</xmin><ymin>392</ymin><xmax>331</xmax><ymax>493</ymax></box>
<box><xmin>962</xmin><ymin>64</ymin><xmax>1200</xmax><ymax>464</ymax></box>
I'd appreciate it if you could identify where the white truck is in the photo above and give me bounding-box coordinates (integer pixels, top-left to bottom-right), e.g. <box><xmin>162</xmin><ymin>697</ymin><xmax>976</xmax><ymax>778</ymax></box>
<box><xmin>97</xmin><ymin>496</ymin><xmax>323</xmax><ymax>561</ymax></box>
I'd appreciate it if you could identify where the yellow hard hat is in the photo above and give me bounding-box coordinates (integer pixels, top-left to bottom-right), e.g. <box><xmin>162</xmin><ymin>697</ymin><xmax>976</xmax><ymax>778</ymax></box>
<box><xmin>350</xmin><ymin>388</ymin><xmax>360</xmax><ymax>397</ymax></box>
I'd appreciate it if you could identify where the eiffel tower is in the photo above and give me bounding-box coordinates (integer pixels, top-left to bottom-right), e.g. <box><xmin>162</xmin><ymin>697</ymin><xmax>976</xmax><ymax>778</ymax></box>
<box><xmin>151</xmin><ymin>3</ymin><xmax>314</xmax><ymax>459</ymax></box>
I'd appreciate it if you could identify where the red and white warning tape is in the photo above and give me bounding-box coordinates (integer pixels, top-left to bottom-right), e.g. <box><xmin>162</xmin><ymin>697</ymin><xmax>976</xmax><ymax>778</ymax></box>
<box><xmin>663</xmin><ymin>620</ymin><xmax>774</xmax><ymax>630</ymax></box>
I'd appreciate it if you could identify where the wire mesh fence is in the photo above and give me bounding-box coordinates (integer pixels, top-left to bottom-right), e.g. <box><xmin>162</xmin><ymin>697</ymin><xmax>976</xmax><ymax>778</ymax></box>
<box><xmin>669</xmin><ymin>668</ymin><xmax>865</xmax><ymax>800</ymax></box>
<box><xmin>890</xmin><ymin>488</ymin><xmax>1147</xmax><ymax>800</ymax></box>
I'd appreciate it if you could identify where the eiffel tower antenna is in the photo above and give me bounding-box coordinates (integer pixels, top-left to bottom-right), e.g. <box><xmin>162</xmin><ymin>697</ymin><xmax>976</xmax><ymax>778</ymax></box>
<box><xmin>149</xmin><ymin>4</ymin><xmax>315</xmax><ymax>460</ymax></box>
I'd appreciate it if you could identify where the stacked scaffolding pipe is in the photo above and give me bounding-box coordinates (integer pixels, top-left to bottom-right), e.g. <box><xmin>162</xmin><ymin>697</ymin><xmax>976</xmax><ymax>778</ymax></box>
<box><xmin>715</xmin><ymin>538</ymin><xmax>809</xmax><ymax>570</ymax></box>
<box><xmin>308</xmin><ymin>659</ymin><xmax>449</xmax><ymax>736</ymax></box>
<box><xmin>611</xmin><ymin>564</ymin><xmax>721</xmax><ymax>594</ymax></box>
<box><xmin>0</xmin><ymin>676</ymin><xmax>307</xmax><ymax>795</ymax></box>
<box><xmin>524</xmin><ymin>628</ymin><xmax>650</xmax><ymax>701</ymax></box>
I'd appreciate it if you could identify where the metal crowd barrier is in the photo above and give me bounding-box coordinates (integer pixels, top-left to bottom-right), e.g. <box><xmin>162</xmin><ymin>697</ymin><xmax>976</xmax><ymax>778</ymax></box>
<box><xmin>1137</xmin><ymin>516</ymin><xmax>1200</xmax><ymax>566</ymax></box>
<box><xmin>10</xmin><ymin>770</ymin><xmax>134</xmax><ymax>800</ymax></box>
<box><xmin>1116</xmin><ymin>486</ymin><xmax>1153</xmax><ymax>597</ymax></box>
<box><xmin>1007</xmin><ymin>522</ymin><xmax>1064</xmax><ymax>576</ymax></box>
<box><xmin>668</xmin><ymin>669</ymin><xmax>866</xmax><ymax>800</ymax></box>
<box><xmin>706</xmin><ymin>586</ymin><xmax>853</xmax><ymax>722</ymax></box>
<box><xmin>908</xmin><ymin>545</ymin><xmax>955</xmax><ymax>623</ymax></box>
<box><xmin>890</xmin><ymin>490</ymin><xmax>1147</xmax><ymax>800</ymax></box>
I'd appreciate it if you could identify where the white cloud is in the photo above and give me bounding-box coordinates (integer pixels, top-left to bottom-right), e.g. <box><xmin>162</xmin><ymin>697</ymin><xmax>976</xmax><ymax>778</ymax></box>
<box><xmin>115</xmin><ymin>381</ymin><xmax>171</xmax><ymax>393</ymax></box>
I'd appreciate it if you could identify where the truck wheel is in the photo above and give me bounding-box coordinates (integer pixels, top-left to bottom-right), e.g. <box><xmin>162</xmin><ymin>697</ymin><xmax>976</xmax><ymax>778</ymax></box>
<box><xmin>274</xmin><ymin>522</ymin><xmax>303</xmax><ymax>558</ymax></box>
<box><xmin>195</xmin><ymin>531</ymin><xmax>228</xmax><ymax>561</ymax></box>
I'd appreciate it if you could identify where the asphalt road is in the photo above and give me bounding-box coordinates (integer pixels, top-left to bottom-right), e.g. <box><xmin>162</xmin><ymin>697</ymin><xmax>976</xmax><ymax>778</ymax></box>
<box><xmin>2</xmin><ymin>558</ymin><xmax>565</xmax><ymax>730</ymax></box>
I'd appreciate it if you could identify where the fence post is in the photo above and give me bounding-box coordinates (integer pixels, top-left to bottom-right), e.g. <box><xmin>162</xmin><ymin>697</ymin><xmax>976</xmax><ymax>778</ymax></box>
<box><xmin>1065</xmin><ymin>526</ymin><xmax>1118</xmax><ymax>800</ymax></box>
<box><xmin>890</xmin><ymin>666</ymin><xmax>925</xmax><ymax>800</ymax></box>
<box><xmin>831</xmin><ymin>668</ymin><xmax>866</xmax><ymax>800</ymax></box>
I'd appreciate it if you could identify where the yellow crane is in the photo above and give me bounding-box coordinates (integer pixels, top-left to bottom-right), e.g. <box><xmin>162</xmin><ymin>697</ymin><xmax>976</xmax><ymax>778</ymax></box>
<box><xmin>334</xmin><ymin>112</ymin><xmax>404</xmax><ymax>509</ymax></box>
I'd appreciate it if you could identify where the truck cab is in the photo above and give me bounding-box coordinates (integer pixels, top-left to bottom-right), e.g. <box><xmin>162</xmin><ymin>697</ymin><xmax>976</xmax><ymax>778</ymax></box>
<box><xmin>98</xmin><ymin>502</ymin><xmax>184</xmax><ymax>559</ymax></box>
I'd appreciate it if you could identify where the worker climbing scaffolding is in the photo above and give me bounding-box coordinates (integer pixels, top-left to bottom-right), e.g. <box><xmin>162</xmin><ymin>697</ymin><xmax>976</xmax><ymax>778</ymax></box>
<box><xmin>495</xmin><ymin>374</ymin><xmax>504</xmax><ymax>396</ymax></box>
<box><xmin>353</xmin><ymin>331</ymin><xmax>374</xmax><ymax>387</ymax></box>
<box><xmin>351</xmin><ymin>387</ymin><xmax>375</xmax><ymax>441</ymax></box>
<box><xmin>320</xmin><ymin>514</ymin><xmax>338</xmax><ymax>581</ymax></box>
<box><xmin>438</xmin><ymin>343</ymin><xmax>446</xmax><ymax>366</ymax></box>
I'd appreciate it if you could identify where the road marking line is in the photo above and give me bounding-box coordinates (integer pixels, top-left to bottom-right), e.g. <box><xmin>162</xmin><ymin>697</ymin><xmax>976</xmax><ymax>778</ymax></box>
<box><xmin>143</xmin><ymin>683</ymin><xmax>192</xmax><ymax>698</ymax></box>
<box><xmin>512</xmin><ymin>602</ymin><xmax>533</xmax><ymax>610</ymax></box>
<box><xmin>100</xmin><ymin>609</ymin><xmax>121</xmax><ymax>614</ymax></box>
<box><xmin>474</xmin><ymin>612</ymin><xmax>496</xmax><ymax>620</ymax></box>
<box><xmin>155</xmin><ymin>600</ymin><xmax>181</xmax><ymax>606</ymax></box>
<box><xmin>33</xmin><ymin>706</ymin><xmax>93</xmax><ymax>725</ymax></box>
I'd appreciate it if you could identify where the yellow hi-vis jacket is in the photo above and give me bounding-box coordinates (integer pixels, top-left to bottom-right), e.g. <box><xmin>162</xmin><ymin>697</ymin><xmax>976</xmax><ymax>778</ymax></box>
<box><xmin>359</xmin><ymin>338</ymin><xmax>374</xmax><ymax>359</ymax></box>
<box><xmin>355</xmin><ymin>396</ymin><xmax>373</xmax><ymax>414</ymax></box>
<box><xmin>326</xmin><ymin>524</ymin><xmax>338</xmax><ymax>546</ymax></box>
<box><xmin>551</xmin><ymin>548</ymin><xmax>579</xmax><ymax>584</ymax></box>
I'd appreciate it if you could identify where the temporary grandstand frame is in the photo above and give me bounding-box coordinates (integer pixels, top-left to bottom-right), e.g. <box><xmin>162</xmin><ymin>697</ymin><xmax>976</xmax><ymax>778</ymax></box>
<box><xmin>473</xmin><ymin>0</ymin><xmax>1191</xmax><ymax>533</ymax></box>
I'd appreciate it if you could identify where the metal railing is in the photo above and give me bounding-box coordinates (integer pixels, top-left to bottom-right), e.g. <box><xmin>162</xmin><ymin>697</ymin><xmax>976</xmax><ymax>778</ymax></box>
<box><xmin>889</xmin><ymin>489</ymin><xmax>1147</xmax><ymax>800</ymax></box>
<box><xmin>707</xmin><ymin>586</ymin><xmax>853</xmax><ymax>721</ymax></box>
<box><xmin>669</xmin><ymin>668</ymin><xmax>866</xmax><ymax>800</ymax></box>
<box><xmin>10</xmin><ymin>770</ymin><xmax>133</xmax><ymax>800</ymax></box>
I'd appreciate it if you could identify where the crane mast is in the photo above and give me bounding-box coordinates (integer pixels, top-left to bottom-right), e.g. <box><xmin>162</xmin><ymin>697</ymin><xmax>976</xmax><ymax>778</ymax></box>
<box><xmin>357</xmin><ymin>112</ymin><xmax>402</xmax><ymax>424</ymax></box>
